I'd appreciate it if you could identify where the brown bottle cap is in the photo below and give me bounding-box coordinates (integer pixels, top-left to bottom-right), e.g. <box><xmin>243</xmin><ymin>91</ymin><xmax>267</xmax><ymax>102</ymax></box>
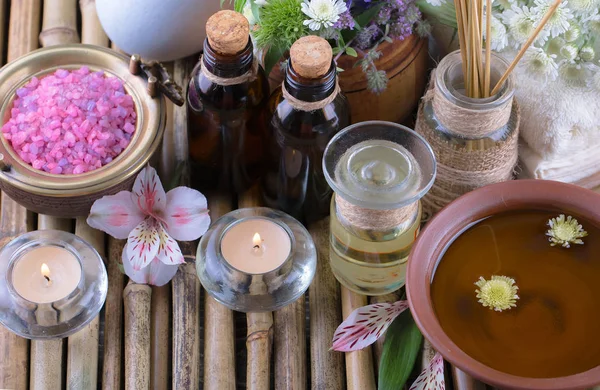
<box><xmin>290</xmin><ymin>36</ymin><xmax>332</xmax><ymax>78</ymax></box>
<box><xmin>206</xmin><ymin>10</ymin><xmax>250</xmax><ymax>55</ymax></box>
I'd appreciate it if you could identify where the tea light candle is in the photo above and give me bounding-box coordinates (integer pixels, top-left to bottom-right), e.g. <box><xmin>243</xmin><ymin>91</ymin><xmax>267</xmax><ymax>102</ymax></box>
<box><xmin>221</xmin><ymin>219</ymin><xmax>292</xmax><ymax>274</ymax></box>
<box><xmin>12</xmin><ymin>246</ymin><xmax>82</xmax><ymax>303</ymax></box>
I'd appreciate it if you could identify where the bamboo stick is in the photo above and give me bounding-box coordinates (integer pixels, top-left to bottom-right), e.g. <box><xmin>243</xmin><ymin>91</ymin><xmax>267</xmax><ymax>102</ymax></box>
<box><xmin>452</xmin><ymin>367</ymin><xmax>487</xmax><ymax>390</ymax></box>
<box><xmin>29</xmin><ymin>216</ymin><xmax>71</xmax><ymax>390</ymax></box>
<box><xmin>124</xmin><ymin>282</ymin><xmax>152</xmax><ymax>390</ymax></box>
<box><xmin>79</xmin><ymin>0</ymin><xmax>109</xmax><ymax>47</ymax></box>
<box><xmin>68</xmin><ymin>218</ymin><xmax>103</xmax><ymax>390</ymax></box>
<box><xmin>103</xmin><ymin>238</ymin><xmax>126</xmax><ymax>390</ymax></box>
<box><xmin>309</xmin><ymin>217</ymin><xmax>345</xmax><ymax>390</ymax></box>
<box><xmin>370</xmin><ymin>292</ymin><xmax>401</xmax><ymax>372</ymax></box>
<box><xmin>0</xmin><ymin>2</ymin><xmax>40</xmax><ymax>389</ymax></box>
<box><xmin>484</xmin><ymin>0</ymin><xmax>492</xmax><ymax>97</ymax></box>
<box><xmin>342</xmin><ymin>287</ymin><xmax>376</xmax><ymax>390</ymax></box>
<box><xmin>204</xmin><ymin>193</ymin><xmax>236</xmax><ymax>390</ymax></box>
<box><xmin>275</xmin><ymin>297</ymin><xmax>306</xmax><ymax>390</ymax></box>
<box><xmin>239</xmin><ymin>186</ymin><xmax>274</xmax><ymax>390</ymax></box>
<box><xmin>491</xmin><ymin>0</ymin><xmax>562</xmax><ymax>95</ymax></box>
<box><xmin>39</xmin><ymin>0</ymin><xmax>79</xmax><ymax>47</ymax></box>
<box><xmin>0</xmin><ymin>0</ymin><xmax>6</xmax><ymax>65</ymax></box>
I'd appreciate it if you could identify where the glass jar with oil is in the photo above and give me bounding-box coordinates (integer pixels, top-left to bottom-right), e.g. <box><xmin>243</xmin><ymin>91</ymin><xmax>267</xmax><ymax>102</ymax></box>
<box><xmin>323</xmin><ymin>121</ymin><xmax>436</xmax><ymax>295</ymax></box>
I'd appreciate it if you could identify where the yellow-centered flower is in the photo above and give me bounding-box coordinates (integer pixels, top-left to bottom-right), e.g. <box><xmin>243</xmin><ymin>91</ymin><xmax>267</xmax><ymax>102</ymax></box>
<box><xmin>475</xmin><ymin>275</ymin><xmax>519</xmax><ymax>312</ymax></box>
<box><xmin>546</xmin><ymin>214</ymin><xmax>588</xmax><ymax>248</ymax></box>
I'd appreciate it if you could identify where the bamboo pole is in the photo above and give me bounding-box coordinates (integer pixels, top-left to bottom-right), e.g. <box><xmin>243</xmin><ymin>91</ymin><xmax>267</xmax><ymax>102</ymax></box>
<box><xmin>309</xmin><ymin>217</ymin><xmax>345</xmax><ymax>390</ymax></box>
<box><xmin>68</xmin><ymin>218</ymin><xmax>103</xmax><ymax>390</ymax></box>
<box><xmin>452</xmin><ymin>367</ymin><xmax>487</xmax><ymax>390</ymax></box>
<box><xmin>39</xmin><ymin>0</ymin><xmax>79</xmax><ymax>47</ymax></box>
<box><xmin>79</xmin><ymin>0</ymin><xmax>108</xmax><ymax>47</ymax></box>
<box><xmin>0</xmin><ymin>2</ymin><xmax>41</xmax><ymax>389</ymax></box>
<box><xmin>204</xmin><ymin>193</ymin><xmax>236</xmax><ymax>390</ymax></box>
<box><xmin>275</xmin><ymin>297</ymin><xmax>306</xmax><ymax>390</ymax></box>
<box><xmin>0</xmin><ymin>0</ymin><xmax>6</xmax><ymax>65</ymax></box>
<box><xmin>124</xmin><ymin>282</ymin><xmax>152</xmax><ymax>390</ymax></box>
<box><xmin>342</xmin><ymin>287</ymin><xmax>376</xmax><ymax>390</ymax></box>
<box><xmin>370</xmin><ymin>292</ymin><xmax>401</xmax><ymax>372</ymax></box>
<box><xmin>103</xmin><ymin>238</ymin><xmax>126</xmax><ymax>390</ymax></box>
<box><xmin>239</xmin><ymin>186</ymin><xmax>274</xmax><ymax>390</ymax></box>
<box><xmin>29</xmin><ymin>216</ymin><xmax>71</xmax><ymax>390</ymax></box>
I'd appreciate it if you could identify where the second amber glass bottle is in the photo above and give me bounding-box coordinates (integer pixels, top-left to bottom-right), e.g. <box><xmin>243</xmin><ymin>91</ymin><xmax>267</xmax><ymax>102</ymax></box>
<box><xmin>262</xmin><ymin>36</ymin><xmax>350</xmax><ymax>223</ymax></box>
<box><xmin>187</xmin><ymin>10</ymin><xmax>269</xmax><ymax>193</ymax></box>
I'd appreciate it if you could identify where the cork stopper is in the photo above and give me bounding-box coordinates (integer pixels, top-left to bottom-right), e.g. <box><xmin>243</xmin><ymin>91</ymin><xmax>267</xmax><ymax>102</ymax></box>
<box><xmin>206</xmin><ymin>10</ymin><xmax>250</xmax><ymax>55</ymax></box>
<box><xmin>290</xmin><ymin>36</ymin><xmax>332</xmax><ymax>78</ymax></box>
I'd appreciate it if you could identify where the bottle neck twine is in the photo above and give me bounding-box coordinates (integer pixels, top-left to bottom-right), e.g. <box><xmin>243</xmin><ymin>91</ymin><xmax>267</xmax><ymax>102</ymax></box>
<box><xmin>200</xmin><ymin>55</ymin><xmax>258</xmax><ymax>86</ymax></box>
<box><xmin>281</xmin><ymin>80</ymin><xmax>340</xmax><ymax>112</ymax></box>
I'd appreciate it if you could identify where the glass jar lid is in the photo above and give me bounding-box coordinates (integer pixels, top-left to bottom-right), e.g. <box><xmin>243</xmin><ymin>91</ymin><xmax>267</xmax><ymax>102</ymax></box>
<box><xmin>323</xmin><ymin>121</ymin><xmax>436</xmax><ymax>210</ymax></box>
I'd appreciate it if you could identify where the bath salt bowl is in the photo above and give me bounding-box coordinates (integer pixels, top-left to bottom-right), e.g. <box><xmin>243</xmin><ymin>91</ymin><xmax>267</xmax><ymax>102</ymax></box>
<box><xmin>0</xmin><ymin>44</ymin><xmax>166</xmax><ymax>217</ymax></box>
<box><xmin>406</xmin><ymin>179</ymin><xmax>600</xmax><ymax>390</ymax></box>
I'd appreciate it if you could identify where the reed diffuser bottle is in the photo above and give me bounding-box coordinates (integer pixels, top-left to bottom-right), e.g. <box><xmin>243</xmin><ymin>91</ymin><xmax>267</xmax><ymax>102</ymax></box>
<box><xmin>261</xmin><ymin>36</ymin><xmax>350</xmax><ymax>223</ymax></box>
<box><xmin>187</xmin><ymin>10</ymin><xmax>269</xmax><ymax>192</ymax></box>
<box><xmin>323</xmin><ymin>121</ymin><xmax>436</xmax><ymax>296</ymax></box>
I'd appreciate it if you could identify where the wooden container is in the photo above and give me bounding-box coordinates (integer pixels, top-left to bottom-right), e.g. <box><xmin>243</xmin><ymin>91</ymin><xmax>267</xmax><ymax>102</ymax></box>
<box><xmin>269</xmin><ymin>35</ymin><xmax>429</xmax><ymax>124</ymax></box>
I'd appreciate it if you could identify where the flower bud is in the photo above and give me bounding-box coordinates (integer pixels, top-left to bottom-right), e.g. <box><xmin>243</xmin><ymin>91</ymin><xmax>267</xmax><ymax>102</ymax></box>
<box><xmin>560</xmin><ymin>45</ymin><xmax>578</xmax><ymax>61</ymax></box>
<box><xmin>579</xmin><ymin>46</ymin><xmax>596</xmax><ymax>62</ymax></box>
<box><xmin>564</xmin><ymin>26</ymin><xmax>580</xmax><ymax>43</ymax></box>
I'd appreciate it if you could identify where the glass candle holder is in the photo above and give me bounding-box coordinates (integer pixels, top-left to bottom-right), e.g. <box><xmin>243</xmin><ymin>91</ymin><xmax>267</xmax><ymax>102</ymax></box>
<box><xmin>323</xmin><ymin>121</ymin><xmax>436</xmax><ymax>296</ymax></box>
<box><xmin>196</xmin><ymin>207</ymin><xmax>316</xmax><ymax>312</ymax></box>
<box><xmin>0</xmin><ymin>230</ymin><xmax>108</xmax><ymax>339</ymax></box>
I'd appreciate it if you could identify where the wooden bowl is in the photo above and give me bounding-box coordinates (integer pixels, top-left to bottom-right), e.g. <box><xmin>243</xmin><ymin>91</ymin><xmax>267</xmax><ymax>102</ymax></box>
<box><xmin>0</xmin><ymin>44</ymin><xmax>166</xmax><ymax>217</ymax></box>
<box><xmin>406</xmin><ymin>179</ymin><xmax>600</xmax><ymax>390</ymax></box>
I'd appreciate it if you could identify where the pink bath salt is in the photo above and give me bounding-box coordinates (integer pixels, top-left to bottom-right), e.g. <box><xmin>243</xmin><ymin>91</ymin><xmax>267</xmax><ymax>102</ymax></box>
<box><xmin>1</xmin><ymin>67</ymin><xmax>136</xmax><ymax>175</ymax></box>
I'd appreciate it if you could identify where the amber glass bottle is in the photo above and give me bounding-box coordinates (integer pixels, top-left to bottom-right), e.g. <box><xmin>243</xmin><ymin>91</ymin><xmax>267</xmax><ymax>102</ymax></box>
<box><xmin>187</xmin><ymin>11</ymin><xmax>269</xmax><ymax>193</ymax></box>
<box><xmin>262</xmin><ymin>36</ymin><xmax>351</xmax><ymax>223</ymax></box>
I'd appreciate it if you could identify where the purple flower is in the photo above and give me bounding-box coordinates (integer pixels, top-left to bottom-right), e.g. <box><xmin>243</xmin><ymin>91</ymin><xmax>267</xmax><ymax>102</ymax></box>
<box><xmin>333</xmin><ymin>10</ymin><xmax>355</xmax><ymax>30</ymax></box>
<box><xmin>355</xmin><ymin>24</ymin><xmax>381</xmax><ymax>49</ymax></box>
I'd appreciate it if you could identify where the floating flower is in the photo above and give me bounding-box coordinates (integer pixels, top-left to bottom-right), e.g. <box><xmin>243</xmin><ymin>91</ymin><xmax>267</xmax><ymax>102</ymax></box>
<box><xmin>475</xmin><ymin>275</ymin><xmax>519</xmax><ymax>312</ymax></box>
<box><xmin>331</xmin><ymin>300</ymin><xmax>446</xmax><ymax>389</ymax></box>
<box><xmin>483</xmin><ymin>13</ymin><xmax>509</xmax><ymax>51</ymax></box>
<box><xmin>502</xmin><ymin>5</ymin><xmax>549</xmax><ymax>48</ymax></box>
<box><xmin>87</xmin><ymin>166</ymin><xmax>210</xmax><ymax>286</ymax></box>
<box><xmin>520</xmin><ymin>47</ymin><xmax>559</xmax><ymax>81</ymax></box>
<box><xmin>301</xmin><ymin>0</ymin><xmax>347</xmax><ymax>31</ymax></box>
<box><xmin>546</xmin><ymin>214</ymin><xmax>588</xmax><ymax>248</ymax></box>
<box><xmin>532</xmin><ymin>0</ymin><xmax>574</xmax><ymax>37</ymax></box>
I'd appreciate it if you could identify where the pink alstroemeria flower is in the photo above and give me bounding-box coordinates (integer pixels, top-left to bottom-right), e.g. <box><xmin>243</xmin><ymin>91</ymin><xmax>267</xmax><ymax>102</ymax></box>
<box><xmin>332</xmin><ymin>300</ymin><xmax>445</xmax><ymax>390</ymax></box>
<box><xmin>87</xmin><ymin>166</ymin><xmax>210</xmax><ymax>286</ymax></box>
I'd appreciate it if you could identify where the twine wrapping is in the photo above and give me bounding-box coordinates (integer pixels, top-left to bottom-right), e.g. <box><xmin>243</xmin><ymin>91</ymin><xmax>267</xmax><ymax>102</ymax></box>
<box><xmin>415</xmin><ymin>80</ymin><xmax>520</xmax><ymax>217</ymax></box>
<box><xmin>200</xmin><ymin>55</ymin><xmax>259</xmax><ymax>86</ymax></box>
<box><xmin>281</xmin><ymin>81</ymin><xmax>340</xmax><ymax>112</ymax></box>
<box><xmin>335</xmin><ymin>193</ymin><xmax>418</xmax><ymax>236</ymax></box>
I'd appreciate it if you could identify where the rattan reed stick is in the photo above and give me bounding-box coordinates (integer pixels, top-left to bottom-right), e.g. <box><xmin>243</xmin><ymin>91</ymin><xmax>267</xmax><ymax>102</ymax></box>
<box><xmin>150</xmin><ymin>285</ymin><xmax>170</xmax><ymax>390</ymax></box>
<box><xmin>29</xmin><ymin>216</ymin><xmax>71</xmax><ymax>390</ymax></box>
<box><xmin>124</xmin><ymin>282</ymin><xmax>152</xmax><ymax>390</ymax></box>
<box><xmin>39</xmin><ymin>0</ymin><xmax>79</xmax><ymax>47</ymax></box>
<box><xmin>68</xmin><ymin>218</ymin><xmax>103</xmax><ymax>390</ymax></box>
<box><xmin>452</xmin><ymin>367</ymin><xmax>487</xmax><ymax>390</ymax></box>
<box><xmin>308</xmin><ymin>217</ymin><xmax>344</xmax><ymax>390</ymax></box>
<box><xmin>103</xmin><ymin>238</ymin><xmax>126</xmax><ymax>390</ymax></box>
<box><xmin>239</xmin><ymin>186</ymin><xmax>274</xmax><ymax>390</ymax></box>
<box><xmin>342</xmin><ymin>287</ymin><xmax>376</xmax><ymax>390</ymax></box>
<box><xmin>79</xmin><ymin>0</ymin><xmax>108</xmax><ymax>47</ymax></box>
<box><xmin>275</xmin><ymin>297</ymin><xmax>306</xmax><ymax>390</ymax></box>
<box><xmin>0</xmin><ymin>2</ymin><xmax>40</xmax><ymax>389</ymax></box>
<box><xmin>370</xmin><ymin>292</ymin><xmax>401</xmax><ymax>371</ymax></box>
<box><xmin>204</xmin><ymin>193</ymin><xmax>236</xmax><ymax>390</ymax></box>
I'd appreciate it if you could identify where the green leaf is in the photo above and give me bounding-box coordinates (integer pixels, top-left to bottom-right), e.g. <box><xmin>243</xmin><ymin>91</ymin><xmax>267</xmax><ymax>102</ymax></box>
<box><xmin>336</xmin><ymin>67</ymin><xmax>345</xmax><ymax>72</ymax></box>
<box><xmin>332</xmin><ymin>47</ymin><xmax>342</xmax><ymax>55</ymax></box>
<box><xmin>378</xmin><ymin>310</ymin><xmax>423</xmax><ymax>390</ymax></box>
<box><xmin>383</xmin><ymin>36</ymin><xmax>393</xmax><ymax>43</ymax></box>
<box><xmin>250</xmin><ymin>0</ymin><xmax>261</xmax><ymax>23</ymax></box>
<box><xmin>355</xmin><ymin>3</ymin><xmax>384</xmax><ymax>27</ymax></box>
<box><xmin>345</xmin><ymin>47</ymin><xmax>358</xmax><ymax>57</ymax></box>
<box><xmin>117</xmin><ymin>262</ymin><xmax>125</xmax><ymax>275</ymax></box>
<box><xmin>264</xmin><ymin>44</ymin><xmax>287</xmax><ymax>78</ymax></box>
<box><xmin>233</xmin><ymin>0</ymin><xmax>246</xmax><ymax>12</ymax></box>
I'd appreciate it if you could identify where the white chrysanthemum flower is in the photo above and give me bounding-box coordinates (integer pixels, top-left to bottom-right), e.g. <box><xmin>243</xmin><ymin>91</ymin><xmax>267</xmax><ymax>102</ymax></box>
<box><xmin>496</xmin><ymin>0</ymin><xmax>516</xmax><ymax>10</ymax></box>
<box><xmin>567</xmin><ymin>0</ymin><xmax>599</xmax><ymax>15</ymax></box>
<box><xmin>521</xmin><ymin>47</ymin><xmax>559</xmax><ymax>81</ymax></box>
<box><xmin>532</xmin><ymin>0</ymin><xmax>574</xmax><ymax>37</ymax></box>
<box><xmin>560</xmin><ymin>44</ymin><xmax>579</xmax><ymax>61</ymax></box>
<box><xmin>243</xmin><ymin>1</ymin><xmax>256</xmax><ymax>25</ymax></box>
<box><xmin>564</xmin><ymin>25</ymin><xmax>581</xmax><ymax>42</ymax></box>
<box><xmin>301</xmin><ymin>0</ymin><xmax>347</xmax><ymax>31</ymax></box>
<box><xmin>580</xmin><ymin>46</ymin><xmax>596</xmax><ymax>61</ymax></box>
<box><xmin>547</xmin><ymin>36</ymin><xmax>566</xmax><ymax>56</ymax></box>
<box><xmin>502</xmin><ymin>5</ymin><xmax>549</xmax><ymax>48</ymax></box>
<box><xmin>583</xmin><ymin>11</ymin><xmax>600</xmax><ymax>34</ymax></box>
<box><xmin>484</xmin><ymin>13</ymin><xmax>509</xmax><ymax>51</ymax></box>
<box><xmin>559</xmin><ymin>61</ymin><xmax>588</xmax><ymax>86</ymax></box>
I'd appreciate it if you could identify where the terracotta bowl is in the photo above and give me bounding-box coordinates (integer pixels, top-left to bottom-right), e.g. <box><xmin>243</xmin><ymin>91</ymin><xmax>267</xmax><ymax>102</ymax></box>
<box><xmin>406</xmin><ymin>179</ymin><xmax>600</xmax><ymax>390</ymax></box>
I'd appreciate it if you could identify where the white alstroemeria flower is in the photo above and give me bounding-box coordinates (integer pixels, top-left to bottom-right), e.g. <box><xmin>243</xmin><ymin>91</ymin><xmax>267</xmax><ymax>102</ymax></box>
<box><xmin>502</xmin><ymin>5</ymin><xmax>549</xmax><ymax>48</ymax></box>
<box><xmin>532</xmin><ymin>0</ymin><xmax>574</xmax><ymax>37</ymax></box>
<box><xmin>520</xmin><ymin>46</ymin><xmax>559</xmax><ymax>81</ymax></box>
<box><xmin>301</xmin><ymin>0</ymin><xmax>347</xmax><ymax>31</ymax></box>
<box><xmin>567</xmin><ymin>0</ymin><xmax>599</xmax><ymax>15</ymax></box>
<box><xmin>243</xmin><ymin>1</ymin><xmax>257</xmax><ymax>25</ymax></box>
<box><xmin>484</xmin><ymin>13</ymin><xmax>509</xmax><ymax>51</ymax></box>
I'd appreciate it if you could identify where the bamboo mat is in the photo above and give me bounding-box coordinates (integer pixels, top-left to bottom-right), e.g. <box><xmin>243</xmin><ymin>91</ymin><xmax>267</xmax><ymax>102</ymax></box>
<box><xmin>0</xmin><ymin>1</ymin><xmax>500</xmax><ymax>389</ymax></box>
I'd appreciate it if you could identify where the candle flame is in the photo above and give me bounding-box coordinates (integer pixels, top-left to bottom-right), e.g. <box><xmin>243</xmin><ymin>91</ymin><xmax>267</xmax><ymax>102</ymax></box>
<box><xmin>41</xmin><ymin>263</ymin><xmax>50</xmax><ymax>277</ymax></box>
<box><xmin>253</xmin><ymin>233</ymin><xmax>262</xmax><ymax>248</ymax></box>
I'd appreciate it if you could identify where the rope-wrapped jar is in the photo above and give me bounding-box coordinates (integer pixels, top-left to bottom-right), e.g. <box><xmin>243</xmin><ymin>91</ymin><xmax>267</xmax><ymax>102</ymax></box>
<box><xmin>415</xmin><ymin>50</ymin><xmax>520</xmax><ymax>217</ymax></box>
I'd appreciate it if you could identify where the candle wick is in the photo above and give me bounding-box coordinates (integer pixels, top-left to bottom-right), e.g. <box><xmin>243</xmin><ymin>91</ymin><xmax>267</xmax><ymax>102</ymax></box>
<box><xmin>43</xmin><ymin>275</ymin><xmax>50</xmax><ymax>283</ymax></box>
<box><xmin>253</xmin><ymin>244</ymin><xmax>260</xmax><ymax>249</ymax></box>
